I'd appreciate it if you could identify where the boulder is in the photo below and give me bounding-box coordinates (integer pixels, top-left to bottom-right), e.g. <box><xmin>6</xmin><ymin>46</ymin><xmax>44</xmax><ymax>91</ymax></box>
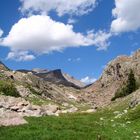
<box><xmin>0</xmin><ymin>95</ymin><xmax>60</xmax><ymax>126</ymax></box>
<box><xmin>129</xmin><ymin>89</ymin><xmax>140</xmax><ymax>108</ymax></box>
<box><xmin>0</xmin><ymin>108</ymin><xmax>27</xmax><ymax>126</ymax></box>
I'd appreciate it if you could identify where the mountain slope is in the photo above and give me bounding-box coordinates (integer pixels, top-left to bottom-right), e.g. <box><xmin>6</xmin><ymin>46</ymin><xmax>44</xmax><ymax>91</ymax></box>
<box><xmin>0</xmin><ymin>61</ymin><xmax>9</xmax><ymax>71</ymax></box>
<box><xmin>83</xmin><ymin>49</ymin><xmax>140</xmax><ymax>108</ymax></box>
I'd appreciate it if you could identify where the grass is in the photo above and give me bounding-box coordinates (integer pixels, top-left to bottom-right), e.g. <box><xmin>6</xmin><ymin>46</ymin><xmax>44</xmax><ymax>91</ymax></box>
<box><xmin>25</xmin><ymin>95</ymin><xmax>54</xmax><ymax>106</ymax></box>
<box><xmin>1</xmin><ymin>99</ymin><xmax>140</xmax><ymax>140</ymax></box>
<box><xmin>0</xmin><ymin>73</ymin><xmax>5</xmax><ymax>78</ymax></box>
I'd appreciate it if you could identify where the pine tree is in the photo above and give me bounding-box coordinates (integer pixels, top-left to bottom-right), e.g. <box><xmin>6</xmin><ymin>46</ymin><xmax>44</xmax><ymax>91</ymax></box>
<box><xmin>111</xmin><ymin>69</ymin><xmax>137</xmax><ymax>101</ymax></box>
<box><xmin>126</xmin><ymin>69</ymin><xmax>136</xmax><ymax>94</ymax></box>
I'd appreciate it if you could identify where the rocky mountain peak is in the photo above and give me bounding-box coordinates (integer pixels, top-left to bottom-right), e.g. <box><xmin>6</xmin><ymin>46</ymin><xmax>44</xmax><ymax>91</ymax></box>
<box><xmin>35</xmin><ymin>69</ymin><xmax>84</xmax><ymax>88</ymax></box>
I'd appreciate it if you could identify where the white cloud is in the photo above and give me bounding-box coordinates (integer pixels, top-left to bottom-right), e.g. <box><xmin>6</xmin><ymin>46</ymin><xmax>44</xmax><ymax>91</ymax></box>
<box><xmin>81</xmin><ymin>76</ymin><xmax>97</xmax><ymax>84</ymax></box>
<box><xmin>0</xmin><ymin>15</ymin><xmax>111</xmax><ymax>61</ymax></box>
<box><xmin>1</xmin><ymin>15</ymin><xmax>93</xmax><ymax>54</ymax></box>
<box><xmin>68</xmin><ymin>57</ymin><xmax>81</xmax><ymax>62</ymax></box>
<box><xmin>20</xmin><ymin>0</ymin><xmax>97</xmax><ymax>16</ymax></box>
<box><xmin>6</xmin><ymin>51</ymin><xmax>35</xmax><ymax>61</ymax></box>
<box><xmin>87</xmin><ymin>30</ymin><xmax>111</xmax><ymax>50</ymax></box>
<box><xmin>111</xmin><ymin>0</ymin><xmax>140</xmax><ymax>33</ymax></box>
<box><xmin>0</xmin><ymin>28</ymin><xmax>3</xmax><ymax>37</ymax></box>
<box><xmin>0</xmin><ymin>28</ymin><xmax>4</xmax><ymax>44</ymax></box>
<box><xmin>67</xmin><ymin>18</ymin><xmax>77</xmax><ymax>24</ymax></box>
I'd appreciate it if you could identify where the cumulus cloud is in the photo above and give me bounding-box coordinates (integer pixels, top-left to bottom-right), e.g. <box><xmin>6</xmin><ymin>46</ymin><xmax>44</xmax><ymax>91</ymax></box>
<box><xmin>1</xmin><ymin>15</ymin><xmax>93</xmax><ymax>53</ymax></box>
<box><xmin>6</xmin><ymin>51</ymin><xmax>35</xmax><ymax>61</ymax></box>
<box><xmin>111</xmin><ymin>0</ymin><xmax>140</xmax><ymax>33</ymax></box>
<box><xmin>20</xmin><ymin>0</ymin><xmax>97</xmax><ymax>16</ymax></box>
<box><xmin>81</xmin><ymin>76</ymin><xmax>96</xmax><ymax>84</ymax></box>
<box><xmin>0</xmin><ymin>28</ymin><xmax>3</xmax><ymax>37</ymax></box>
<box><xmin>0</xmin><ymin>15</ymin><xmax>111</xmax><ymax>61</ymax></box>
<box><xmin>87</xmin><ymin>30</ymin><xmax>111</xmax><ymax>50</ymax></box>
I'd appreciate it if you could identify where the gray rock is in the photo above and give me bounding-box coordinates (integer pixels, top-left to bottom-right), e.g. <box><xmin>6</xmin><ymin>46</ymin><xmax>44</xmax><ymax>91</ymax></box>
<box><xmin>16</xmin><ymin>85</ymin><xmax>31</xmax><ymax>97</ymax></box>
<box><xmin>129</xmin><ymin>89</ymin><xmax>140</xmax><ymax>108</ymax></box>
<box><xmin>0</xmin><ymin>95</ymin><xmax>60</xmax><ymax>126</ymax></box>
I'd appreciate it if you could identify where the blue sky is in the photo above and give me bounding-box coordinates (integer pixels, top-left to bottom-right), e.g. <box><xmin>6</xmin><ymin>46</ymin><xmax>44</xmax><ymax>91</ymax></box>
<box><xmin>0</xmin><ymin>0</ymin><xmax>140</xmax><ymax>84</ymax></box>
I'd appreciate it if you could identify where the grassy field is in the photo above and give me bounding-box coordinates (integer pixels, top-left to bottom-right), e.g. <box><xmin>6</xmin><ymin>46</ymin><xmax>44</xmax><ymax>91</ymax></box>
<box><xmin>0</xmin><ymin>101</ymin><xmax>140</xmax><ymax>140</ymax></box>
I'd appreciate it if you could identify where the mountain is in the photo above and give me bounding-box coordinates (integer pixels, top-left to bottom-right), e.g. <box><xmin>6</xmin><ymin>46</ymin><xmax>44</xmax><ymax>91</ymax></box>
<box><xmin>0</xmin><ymin>65</ymin><xmax>89</xmax><ymax>126</ymax></box>
<box><xmin>18</xmin><ymin>69</ymin><xmax>85</xmax><ymax>88</ymax></box>
<box><xmin>63</xmin><ymin>73</ymin><xmax>85</xmax><ymax>88</ymax></box>
<box><xmin>35</xmin><ymin>69</ymin><xmax>85</xmax><ymax>88</ymax></box>
<box><xmin>0</xmin><ymin>65</ymin><xmax>88</xmax><ymax>112</ymax></box>
<box><xmin>0</xmin><ymin>61</ymin><xmax>9</xmax><ymax>70</ymax></box>
<box><xmin>84</xmin><ymin>49</ymin><xmax>140</xmax><ymax>108</ymax></box>
<box><xmin>1</xmin><ymin>49</ymin><xmax>140</xmax><ymax>126</ymax></box>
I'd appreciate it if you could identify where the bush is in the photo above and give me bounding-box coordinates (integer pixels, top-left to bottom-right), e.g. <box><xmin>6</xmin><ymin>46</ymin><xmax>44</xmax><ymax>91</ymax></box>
<box><xmin>0</xmin><ymin>80</ymin><xmax>20</xmax><ymax>97</ymax></box>
<box><xmin>111</xmin><ymin>69</ymin><xmax>137</xmax><ymax>101</ymax></box>
<box><xmin>111</xmin><ymin>86</ymin><xmax>128</xmax><ymax>101</ymax></box>
<box><xmin>126</xmin><ymin>69</ymin><xmax>137</xmax><ymax>94</ymax></box>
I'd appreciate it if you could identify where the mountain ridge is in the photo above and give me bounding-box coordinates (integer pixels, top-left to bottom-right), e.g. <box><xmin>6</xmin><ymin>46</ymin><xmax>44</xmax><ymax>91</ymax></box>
<box><xmin>83</xmin><ymin>49</ymin><xmax>140</xmax><ymax>107</ymax></box>
<box><xmin>17</xmin><ymin>68</ymin><xmax>85</xmax><ymax>88</ymax></box>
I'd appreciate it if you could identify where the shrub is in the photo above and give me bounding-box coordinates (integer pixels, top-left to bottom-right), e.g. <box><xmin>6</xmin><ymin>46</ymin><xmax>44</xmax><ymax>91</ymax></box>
<box><xmin>111</xmin><ymin>69</ymin><xmax>137</xmax><ymax>101</ymax></box>
<box><xmin>0</xmin><ymin>80</ymin><xmax>20</xmax><ymax>97</ymax></box>
<box><xmin>126</xmin><ymin>69</ymin><xmax>137</xmax><ymax>94</ymax></box>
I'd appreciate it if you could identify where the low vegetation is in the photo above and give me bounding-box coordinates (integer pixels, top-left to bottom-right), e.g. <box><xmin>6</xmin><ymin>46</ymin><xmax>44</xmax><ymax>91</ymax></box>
<box><xmin>26</xmin><ymin>84</ymin><xmax>41</xmax><ymax>96</ymax></box>
<box><xmin>0</xmin><ymin>80</ymin><xmax>20</xmax><ymax>97</ymax></box>
<box><xmin>1</xmin><ymin>99</ymin><xmax>140</xmax><ymax>140</ymax></box>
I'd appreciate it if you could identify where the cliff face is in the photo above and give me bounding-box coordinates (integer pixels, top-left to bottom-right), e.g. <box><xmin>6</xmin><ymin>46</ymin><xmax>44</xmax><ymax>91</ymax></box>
<box><xmin>84</xmin><ymin>49</ymin><xmax>140</xmax><ymax>107</ymax></box>
<box><xmin>35</xmin><ymin>69</ymin><xmax>84</xmax><ymax>89</ymax></box>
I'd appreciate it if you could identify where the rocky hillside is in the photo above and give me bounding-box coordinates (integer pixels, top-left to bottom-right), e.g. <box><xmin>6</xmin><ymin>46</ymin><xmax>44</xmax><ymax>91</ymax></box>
<box><xmin>1</xmin><ymin>49</ymin><xmax>140</xmax><ymax>126</ymax></box>
<box><xmin>84</xmin><ymin>49</ymin><xmax>140</xmax><ymax>108</ymax></box>
<box><xmin>0</xmin><ymin>61</ymin><xmax>9</xmax><ymax>71</ymax></box>
<box><xmin>0</xmin><ymin>64</ymin><xmax>90</xmax><ymax>126</ymax></box>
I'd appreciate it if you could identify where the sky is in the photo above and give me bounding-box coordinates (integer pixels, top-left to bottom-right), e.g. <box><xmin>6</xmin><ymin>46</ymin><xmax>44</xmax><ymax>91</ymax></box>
<box><xmin>0</xmin><ymin>0</ymin><xmax>140</xmax><ymax>84</ymax></box>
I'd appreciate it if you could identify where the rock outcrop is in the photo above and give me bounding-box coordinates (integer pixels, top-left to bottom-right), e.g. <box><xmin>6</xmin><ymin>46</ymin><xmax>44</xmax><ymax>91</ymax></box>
<box><xmin>0</xmin><ymin>95</ymin><xmax>60</xmax><ymax>126</ymax></box>
<box><xmin>84</xmin><ymin>49</ymin><xmax>140</xmax><ymax>108</ymax></box>
<box><xmin>129</xmin><ymin>88</ymin><xmax>140</xmax><ymax>108</ymax></box>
